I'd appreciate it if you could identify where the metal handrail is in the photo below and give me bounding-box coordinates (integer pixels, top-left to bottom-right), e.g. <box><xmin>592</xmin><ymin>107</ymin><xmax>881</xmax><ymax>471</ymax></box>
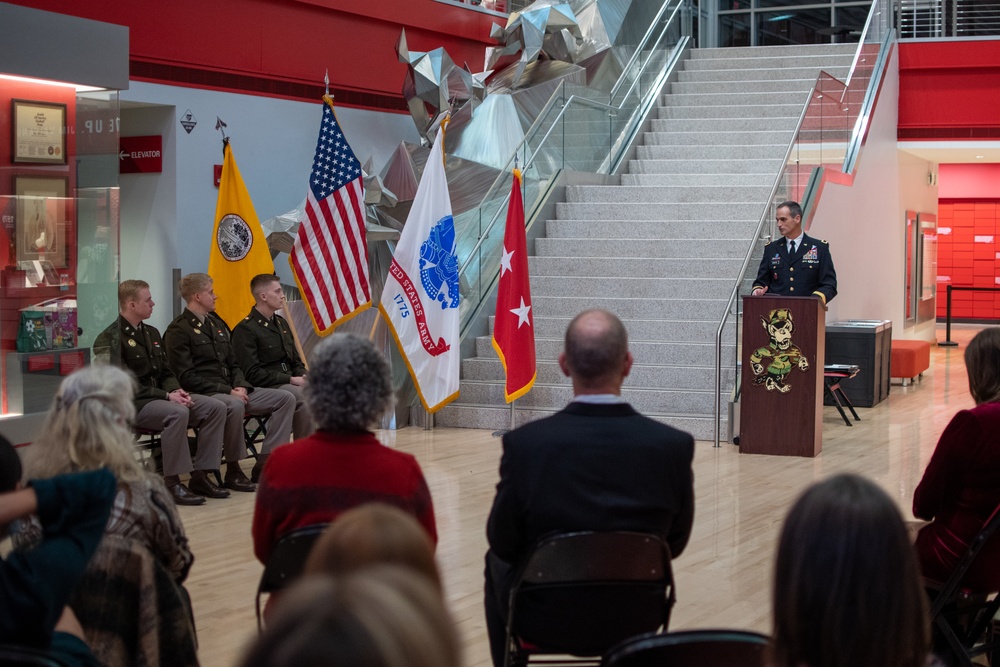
<box><xmin>609</xmin><ymin>0</ymin><xmax>684</xmax><ymax>99</ymax></box>
<box><xmin>842</xmin><ymin>0</ymin><xmax>881</xmax><ymax>91</ymax></box>
<box><xmin>711</xmin><ymin>0</ymin><xmax>893</xmax><ymax>446</ymax></box>
<box><xmin>842</xmin><ymin>27</ymin><xmax>895</xmax><ymax>174</ymax></box>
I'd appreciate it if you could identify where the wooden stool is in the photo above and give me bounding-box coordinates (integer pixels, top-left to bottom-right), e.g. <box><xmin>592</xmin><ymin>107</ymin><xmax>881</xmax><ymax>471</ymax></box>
<box><xmin>891</xmin><ymin>340</ymin><xmax>931</xmax><ymax>386</ymax></box>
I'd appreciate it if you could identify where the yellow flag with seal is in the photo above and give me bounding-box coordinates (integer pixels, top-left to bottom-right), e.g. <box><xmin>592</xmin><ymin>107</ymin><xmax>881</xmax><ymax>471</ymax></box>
<box><xmin>208</xmin><ymin>140</ymin><xmax>275</xmax><ymax>329</ymax></box>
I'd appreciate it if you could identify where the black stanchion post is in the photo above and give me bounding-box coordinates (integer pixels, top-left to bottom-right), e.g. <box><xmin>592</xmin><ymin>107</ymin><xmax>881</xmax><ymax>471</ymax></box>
<box><xmin>939</xmin><ymin>284</ymin><xmax>958</xmax><ymax>347</ymax></box>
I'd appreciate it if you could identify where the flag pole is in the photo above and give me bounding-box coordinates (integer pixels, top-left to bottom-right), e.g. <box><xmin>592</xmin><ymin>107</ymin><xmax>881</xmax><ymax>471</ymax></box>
<box><xmin>281</xmin><ymin>301</ymin><xmax>310</xmax><ymax>371</ymax></box>
<box><xmin>509</xmin><ymin>151</ymin><xmax>520</xmax><ymax>433</ymax></box>
<box><xmin>215</xmin><ymin>117</ymin><xmax>228</xmax><ymax>142</ymax></box>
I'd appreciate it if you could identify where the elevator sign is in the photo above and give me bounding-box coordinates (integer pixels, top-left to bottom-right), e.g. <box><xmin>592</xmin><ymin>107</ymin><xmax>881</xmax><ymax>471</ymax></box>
<box><xmin>119</xmin><ymin>135</ymin><xmax>163</xmax><ymax>174</ymax></box>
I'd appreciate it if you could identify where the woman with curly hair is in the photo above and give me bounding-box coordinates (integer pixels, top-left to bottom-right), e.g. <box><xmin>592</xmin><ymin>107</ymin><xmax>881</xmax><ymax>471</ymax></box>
<box><xmin>251</xmin><ymin>334</ymin><xmax>436</xmax><ymax>565</ymax></box>
<box><xmin>20</xmin><ymin>364</ymin><xmax>198</xmax><ymax>667</ymax></box>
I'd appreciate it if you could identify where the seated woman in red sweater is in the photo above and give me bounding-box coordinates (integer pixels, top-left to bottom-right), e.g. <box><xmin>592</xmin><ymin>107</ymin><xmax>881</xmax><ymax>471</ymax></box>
<box><xmin>913</xmin><ymin>327</ymin><xmax>1000</xmax><ymax>591</ymax></box>
<box><xmin>252</xmin><ymin>334</ymin><xmax>437</xmax><ymax>564</ymax></box>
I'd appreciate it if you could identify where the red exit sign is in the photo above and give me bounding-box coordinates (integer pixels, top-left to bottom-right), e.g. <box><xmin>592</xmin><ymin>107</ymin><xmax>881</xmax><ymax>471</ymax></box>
<box><xmin>119</xmin><ymin>135</ymin><xmax>162</xmax><ymax>174</ymax></box>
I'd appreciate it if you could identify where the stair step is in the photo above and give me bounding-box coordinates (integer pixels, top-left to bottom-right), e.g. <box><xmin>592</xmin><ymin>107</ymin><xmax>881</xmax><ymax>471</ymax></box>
<box><xmin>683</xmin><ymin>54</ymin><xmax>856</xmax><ymax>71</ymax></box>
<box><xmin>649</xmin><ymin>116</ymin><xmax>799</xmax><ymax>132</ymax></box>
<box><xmin>529</xmin><ymin>275</ymin><xmax>734</xmax><ymax>300</ymax></box>
<box><xmin>555</xmin><ymin>201</ymin><xmax>764</xmax><ymax>220</ymax></box>
<box><xmin>678</xmin><ymin>66</ymin><xmax>850</xmax><ymax>82</ymax></box>
<box><xmin>545</xmin><ymin>219</ymin><xmax>756</xmax><ymax>239</ymax></box>
<box><xmin>535</xmin><ymin>237</ymin><xmax>754</xmax><ymax>259</ymax></box>
<box><xmin>464</xmin><ymin>357</ymin><xmax>736</xmax><ymax>388</ymax></box>
<box><xmin>457</xmin><ymin>381</ymin><xmax>727</xmax><ymax>415</ymax></box>
<box><xmin>528</xmin><ymin>295</ymin><xmax>736</xmax><ymax>321</ymax></box>
<box><xmin>627</xmin><ymin>158</ymin><xmax>784</xmax><ymax>174</ymax></box>
<box><xmin>642</xmin><ymin>130</ymin><xmax>794</xmax><ymax>146</ymax></box>
<box><xmin>670</xmin><ymin>79</ymin><xmax>820</xmax><ymax>94</ymax></box>
<box><xmin>620</xmin><ymin>173</ymin><xmax>773</xmax><ymax>186</ymax></box>
<box><xmin>662</xmin><ymin>91</ymin><xmax>812</xmax><ymax>106</ymax></box>
<box><xmin>434</xmin><ymin>404</ymin><xmax>726</xmax><ymax>442</ymax></box>
<box><xmin>635</xmin><ymin>144</ymin><xmax>787</xmax><ymax>160</ymax></box>
<box><xmin>565</xmin><ymin>185</ymin><xmax>771</xmax><ymax>204</ymax></box>
<box><xmin>529</xmin><ymin>256</ymin><xmax>744</xmax><ymax>279</ymax></box>
<box><xmin>689</xmin><ymin>44</ymin><xmax>858</xmax><ymax>59</ymax></box>
<box><xmin>486</xmin><ymin>314</ymin><xmax>737</xmax><ymax>341</ymax></box>
<box><xmin>657</xmin><ymin>103</ymin><xmax>803</xmax><ymax>119</ymax></box>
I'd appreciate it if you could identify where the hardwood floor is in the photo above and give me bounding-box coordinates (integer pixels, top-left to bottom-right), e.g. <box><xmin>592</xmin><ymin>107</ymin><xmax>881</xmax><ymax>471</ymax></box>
<box><xmin>181</xmin><ymin>324</ymin><xmax>979</xmax><ymax>667</ymax></box>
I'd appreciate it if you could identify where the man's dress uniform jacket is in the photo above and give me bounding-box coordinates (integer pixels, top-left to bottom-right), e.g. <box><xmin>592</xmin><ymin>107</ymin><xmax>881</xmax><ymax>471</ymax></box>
<box><xmin>231</xmin><ymin>309</ymin><xmax>306</xmax><ymax>388</ymax></box>
<box><xmin>164</xmin><ymin>309</ymin><xmax>253</xmax><ymax>395</ymax></box>
<box><xmin>94</xmin><ymin>316</ymin><xmax>180</xmax><ymax>412</ymax></box>
<box><xmin>752</xmin><ymin>233</ymin><xmax>837</xmax><ymax>304</ymax></box>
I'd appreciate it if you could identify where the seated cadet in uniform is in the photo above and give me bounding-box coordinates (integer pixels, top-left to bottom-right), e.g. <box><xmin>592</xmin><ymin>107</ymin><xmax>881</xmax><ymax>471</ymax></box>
<box><xmin>94</xmin><ymin>279</ymin><xmax>237</xmax><ymax>505</ymax></box>
<box><xmin>232</xmin><ymin>274</ymin><xmax>313</xmax><ymax>439</ymax></box>
<box><xmin>164</xmin><ymin>272</ymin><xmax>295</xmax><ymax>485</ymax></box>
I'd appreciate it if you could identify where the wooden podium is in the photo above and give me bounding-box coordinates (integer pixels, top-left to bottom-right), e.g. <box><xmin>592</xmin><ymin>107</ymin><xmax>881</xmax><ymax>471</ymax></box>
<box><xmin>739</xmin><ymin>295</ymin><xmax>825</xmax><ymax>457</ymax></box>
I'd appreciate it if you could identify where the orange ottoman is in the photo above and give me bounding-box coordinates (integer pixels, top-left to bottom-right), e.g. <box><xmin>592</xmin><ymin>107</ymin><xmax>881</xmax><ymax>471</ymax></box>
<box><xmin>890</xmin><ymin>340</ymin><xmax>931</xmax><ymax>386</ymax></box>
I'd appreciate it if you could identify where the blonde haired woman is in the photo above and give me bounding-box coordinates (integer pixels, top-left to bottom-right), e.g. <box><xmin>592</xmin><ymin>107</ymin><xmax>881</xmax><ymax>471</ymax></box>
<box><xmin>240</xmin><ymin>565</ymin><xmax>460</xmax><ymax>667</ymax></box>
<box><xmin>20</xmin><ymin>364</ymin><xmax>197</xmax><ymax>667</ymax></box>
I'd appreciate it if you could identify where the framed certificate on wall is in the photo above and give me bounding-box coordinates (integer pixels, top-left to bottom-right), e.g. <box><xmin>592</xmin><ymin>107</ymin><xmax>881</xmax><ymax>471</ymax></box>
<box><xmin>15</xmin><ymin>175</ymin><xmax>68</xmax><ymax>268</ymax></box>
<box><xmin>12</xmin><ymin>100</ymin><xmax>67</xmax><ymax>165</ymax></box>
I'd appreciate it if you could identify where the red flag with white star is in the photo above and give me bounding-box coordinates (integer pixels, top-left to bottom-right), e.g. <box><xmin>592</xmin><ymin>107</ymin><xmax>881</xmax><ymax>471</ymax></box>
<box><xmin>491</xmin><ymin>169</ymin><xmax>536</xmax><ymax>402</ymax></box>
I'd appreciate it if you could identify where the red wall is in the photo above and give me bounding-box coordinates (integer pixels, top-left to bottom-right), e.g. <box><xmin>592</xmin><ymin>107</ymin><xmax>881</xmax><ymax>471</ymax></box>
<box><xmin>936</xmin><ymin>201</ymin><xmax>1000</xmax><ymax>320</ymax></box>
<box><xmin>899</xmin><ymin>41</ymin><xmax>1000</xmax><ymax>137</ymax></box>
<box><xmin>6</xmin><ymin>0</ymin><xmax>503</xmax><ymax>110</ymax></box>
<box><xmin>936</xmin><ymin>165</ymin><xmax>1000</xmax><ymax>320</ymax></box>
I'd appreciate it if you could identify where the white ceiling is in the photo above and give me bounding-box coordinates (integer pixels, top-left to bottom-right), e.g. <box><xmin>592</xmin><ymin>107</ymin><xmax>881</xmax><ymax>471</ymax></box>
<box><xmin>898</xmin><ymin>140</ymin><xmax>1000</xmax><ymax>164</ymax></box>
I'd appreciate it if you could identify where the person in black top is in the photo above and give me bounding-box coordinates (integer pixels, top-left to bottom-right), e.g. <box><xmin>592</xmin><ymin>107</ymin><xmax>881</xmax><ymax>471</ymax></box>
<box><xmin>232</xmin><ymin>274</ymin><xmax>313</xmax><ymax>439</ymax></box>
<box><xmin>483</xmin><ymin>309</ymin><xmax>695</xmax><ymax>666</ymax></box>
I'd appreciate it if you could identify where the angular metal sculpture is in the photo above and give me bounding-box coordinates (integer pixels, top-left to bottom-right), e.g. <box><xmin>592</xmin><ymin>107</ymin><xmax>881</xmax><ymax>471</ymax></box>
<box><xmin>396</xmin><ymin>29</ymin><xmax>486</xmax><ymax>142</ymax></box>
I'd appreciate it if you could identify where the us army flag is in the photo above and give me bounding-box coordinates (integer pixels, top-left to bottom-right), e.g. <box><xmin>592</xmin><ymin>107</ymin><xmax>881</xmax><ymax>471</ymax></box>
<box><xmin>208</xmin><ymin>140</ymin><xmax>275</xmax><ymax>328</ymax></box>
<box><xmin>378</xmin><ymin>123</ymin><xmax>460</xmax><ymax>413</ymax></box>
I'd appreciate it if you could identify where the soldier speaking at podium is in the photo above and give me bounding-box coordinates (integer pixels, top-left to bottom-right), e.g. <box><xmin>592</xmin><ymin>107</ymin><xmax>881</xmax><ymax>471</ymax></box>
<box><xmin>751</xmin><ymin>201</ymin><xmax>837</xmax><ymax>305</ymax></box>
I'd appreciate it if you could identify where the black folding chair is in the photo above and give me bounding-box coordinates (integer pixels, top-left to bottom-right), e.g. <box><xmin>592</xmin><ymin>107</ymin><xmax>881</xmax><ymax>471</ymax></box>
<box><xmin>255</xmin><ymin>524</ymin><xmax>327</xmax><ymax>630</ymax></box>
<box><xmin>928</xmin><ymin>503</ymin><xmax>1000</xmax><ymax>667</ymax></box>
<box><xmin>0</xmin><ymin>645</ymin><xmax>67</xmax><ymax>667</ymax></box>
<box><xmin>601</xmin><ymin>629</ymin><xmax>770</xmax><ymax>667</ymax></box>
<box><xmin>243</xmin><ymin>413</ymin><xmax>270</xmax><ymax>460</ymax></box>
<box><xmin>133</xmin><ymin>426</ymin><xmax>163</xmax><ymax>471</ymax></box>
<box><xmin>504</xmin><ymin>531</ymin><xmax>675</xmax><ymax>667</ymax></box>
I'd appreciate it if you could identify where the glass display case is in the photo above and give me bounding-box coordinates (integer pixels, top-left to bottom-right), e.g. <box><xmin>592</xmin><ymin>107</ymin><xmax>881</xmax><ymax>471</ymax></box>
<box><xmin>0</xmin><ymin>76</ymin><xmax>120</xmax><ymax>419</ymax></box>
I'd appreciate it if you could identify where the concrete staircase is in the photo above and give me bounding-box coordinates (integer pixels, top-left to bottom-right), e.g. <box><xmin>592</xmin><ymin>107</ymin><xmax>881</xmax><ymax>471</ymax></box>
<box><xmin>436</xmin><ymin>44</ymin><xmax>857</xmax><ymax>441</ymax></box>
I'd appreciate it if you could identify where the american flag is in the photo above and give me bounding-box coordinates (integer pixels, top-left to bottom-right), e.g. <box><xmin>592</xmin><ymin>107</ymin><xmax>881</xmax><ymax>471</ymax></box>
<box><xmin>290</xmin><ymin>96</ymin><xmax>370</xmax><ymax>334</ymax></box>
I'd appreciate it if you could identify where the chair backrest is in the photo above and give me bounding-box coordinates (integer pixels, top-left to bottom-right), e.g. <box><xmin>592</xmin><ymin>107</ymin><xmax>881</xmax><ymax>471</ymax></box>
<box><xmin>509</xmin><ymin>531</ymin><xmax>674</xmax><ymax>656</ymax></box>
<box><xmin>930</xmin><ymin>501</ymin><xmax>1000</xmax><ymax>617</ymax></box>
<box><xmin>602</xmin><ymin>629</ymin><xmax>771</xmax><ymax>667</ymax></box>
<box><xmin>258</xmin><ymin>524</ymin><xmax>328</xmax><ymax>594</ymax></box>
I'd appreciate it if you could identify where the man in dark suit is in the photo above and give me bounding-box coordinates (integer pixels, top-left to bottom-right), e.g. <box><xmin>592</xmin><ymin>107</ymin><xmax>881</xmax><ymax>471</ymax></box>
<box><xmin>94</xmin><ymin>280</ymin><xmax>230</xmax><ymax>505</ymax></box>
<box><xmin>483</xmin><ymin>309</ymin><xmax>696</xmax><ymax>666</ymax></box>
<box><xmin>751</xmin><ymin>200</ymin><xmax>837</xmax><ymax>305</ymax></box>
<box><xmin>164</xmin><ymin>273</ymin><xmax>295</xmax><ymax>486</ymax></box>
<box><xmin>231</xmin><ymin>274</ymin><xmax>312</xmax><ymax>439</ymax></box>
